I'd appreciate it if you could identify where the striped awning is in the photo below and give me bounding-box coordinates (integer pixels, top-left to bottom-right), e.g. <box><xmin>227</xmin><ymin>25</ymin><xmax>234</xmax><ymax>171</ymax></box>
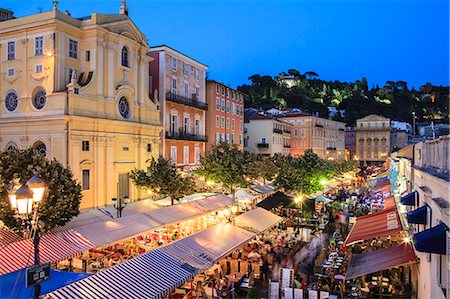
<box><xmin>0</xmin><ymin>230</ymin><xmax>93</xmax><ymax>275</ymax></box>
<box><xmin>0</xmin><ymin>227</ymin><xmax>22</xmax><ymax>249</ymax></box>
<box><xmin>44</xmin><ymin>250</ymin><xmax>195</xmax><ymax>299</ymax></box>
<box><xmin>51</xmin><ymin>209</ymin><xmax>114</xmax><ymax>233</ymax></box>
<box><xmin>235</xmin><ymin>207</ymin><xmax>283</xmax><ymax>233</ymax></box>
<box><xmin>190</xmin><ymin>194</ymin><xmax>232</xmax><ymax>211</ymax></box>
<box><xmin>159</xmin><ymin>223</ymin><xmax>256</xmax><ymax>270</ymax></box>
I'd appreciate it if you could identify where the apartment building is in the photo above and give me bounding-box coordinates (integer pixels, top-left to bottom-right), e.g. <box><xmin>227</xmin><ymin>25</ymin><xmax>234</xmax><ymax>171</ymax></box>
<box><xmin>278</xmin><ymin>113</ymin><xmax>345</xmax><ymax>161</ymax></box>
<box><xmin>148</xmin><ymin>46</ymin><xmax>208</xmax><ymax>168</ymax></box>
<box><xmin>345</xmin><ymin>127</ymin><xmax>356</xmax><ymax>160</ymax></box>
<box><xmin>0</xmin><ymin>2</ymin><xmax>163</xmax><ymax>209</ymax></box>
<box><xmin>244</xmin><ymin>114</ymin><xmax>291</xmax><ymax>157</ymax></box>
<box><xmin>355</xmin><ymin>114</ymin><xmax>391</xmax><ymax>166</ymax></box>
<box><xmin>205</xmin><ymin>80</ymin><xmax>244</xmax><ymax>151</ymax></box>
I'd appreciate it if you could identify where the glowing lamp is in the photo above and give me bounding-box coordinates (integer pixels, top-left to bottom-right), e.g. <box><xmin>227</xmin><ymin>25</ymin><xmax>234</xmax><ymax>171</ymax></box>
<box><xmin>294</xmin><ymin>195</ymin><xmax>303</xmax><ymax>204</ymax></box>
<box><xmin>27</xmin><ymin>173</ymin><xmax>46</xmax><ymax>202</ymax></box>
<box><xmin>231</xmin><ymin>205</ymin><xmax>238</xmax><ymax>214</ymax></box>
<box><xmin>15</xmin><ymin>184</ymin><xmax>34</xmax><ymax>215</ymax></box>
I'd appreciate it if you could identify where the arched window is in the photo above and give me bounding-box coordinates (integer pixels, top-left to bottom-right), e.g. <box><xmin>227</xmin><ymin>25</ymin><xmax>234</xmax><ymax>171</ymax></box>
<box><xmin>121</xmin><ymin>46</ymin><xmax>129</xmax><ymax>67</ymax></box>
<box><xmin>33</xmin><ymin>141</ymin><xmax>47</xmax><ymax>157</ymax></box>
<box><xmin>5</xmin><ymin>141</ymin><xmax>17</xmax><ymax>151</ymax></box>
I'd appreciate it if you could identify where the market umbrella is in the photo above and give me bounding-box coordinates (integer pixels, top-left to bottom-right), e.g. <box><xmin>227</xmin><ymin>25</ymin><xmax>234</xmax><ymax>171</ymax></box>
<box><xmin>314</xmin><ymin>195</ymin><xmax>332</xmax><ymax>203</ymax></box>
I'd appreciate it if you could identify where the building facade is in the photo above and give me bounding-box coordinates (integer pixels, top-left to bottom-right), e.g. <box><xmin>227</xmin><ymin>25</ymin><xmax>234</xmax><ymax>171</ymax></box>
<box><xmin>148</xmin><ymin>46</ymin><xmax>207</xmax><ymax>168</ymax></box>
<box><xmin>205</xmin><ymin>80</ymin><xmax>244</xmax><ymax>151</ymax></box>
<box><xmin>0</xmin><ymin>2</ymin><xmax>162</xmax><ymax>210</ymax></box>
<box><xmin>355</xmin><ymin>114</ymin><xmax>391</xmax><ymax>166</ymax></box>
<box><xmin>345</xmin><ymin>126</ymin><xmax>356</xmax><ymax>160</ymax></box>
<box><xmin>244</xmin><ymin>114</ymin><xmax>291</xmax><ymax>157</ymax></box>
<box><xmin>390</xmin><ymin>136</ymin><xmax>449</xmax><ymax>299</ymax></box>
<box><xmin>278</xmin><ymin>113</ymin><xmax>345</xmax><ymax>161</ymax></box>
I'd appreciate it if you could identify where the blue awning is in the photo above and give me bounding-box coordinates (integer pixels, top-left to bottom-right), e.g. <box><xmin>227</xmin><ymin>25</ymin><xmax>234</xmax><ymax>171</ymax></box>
<box><xmin>401</xmin><ymin>191</ymin><xmax>417</xmax><ymax>206</ymax></box>
<box><xmin>0</xmin><ymin>268</ymin><xmax>90</xmax><ymax>298</ymax></box>
<box><xmin>406</xmin><ymin>205</ymin><xmax>428</xmax><ymax>225</ymax></box>
<box><xmin>413</xmin><ymin>223</ymin><xmax>449</xmax><ymax>255</ymax></box>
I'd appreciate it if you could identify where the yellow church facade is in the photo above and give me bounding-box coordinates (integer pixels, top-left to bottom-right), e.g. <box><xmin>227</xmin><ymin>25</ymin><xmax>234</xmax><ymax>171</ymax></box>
<box><xmin>0</xmin><ymin>3</ymin><xmax>162</xmax><ymax>209</ymax></box>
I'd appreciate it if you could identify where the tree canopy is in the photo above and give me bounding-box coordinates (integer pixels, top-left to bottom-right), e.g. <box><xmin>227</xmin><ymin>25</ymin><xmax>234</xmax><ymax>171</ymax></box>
<box><xmin>196</xmin><ymin>143</ymin><xmax>250</xmax><ymax>195</ymax></box>
<box><xmin>130</xmin><ymin>156</ymin><xmax>195</xmax><ymax>205</ymax></box>
<box><xmin>238</xmin><ymin>69</ymin><xmax>449</xmax><ymax>127</ymax></box>
<box><xmin>0</xmin><ymin>148</ymin><xmax>82</xmax><ymax>233</ymax></box>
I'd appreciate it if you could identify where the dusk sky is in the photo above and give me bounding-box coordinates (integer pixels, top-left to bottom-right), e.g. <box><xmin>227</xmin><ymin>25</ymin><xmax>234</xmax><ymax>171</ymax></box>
<box><xmin>4</xmin><ymin>0</ymin><xmax>449</xmax><ymax>89</ymax></box>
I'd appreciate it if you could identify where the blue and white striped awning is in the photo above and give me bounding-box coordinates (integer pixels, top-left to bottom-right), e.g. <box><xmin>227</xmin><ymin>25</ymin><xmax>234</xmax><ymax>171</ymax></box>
<box><xmin>44</xmin><ymin>250</ymin><xmax>195</xmax><ymax>299</ymax></box>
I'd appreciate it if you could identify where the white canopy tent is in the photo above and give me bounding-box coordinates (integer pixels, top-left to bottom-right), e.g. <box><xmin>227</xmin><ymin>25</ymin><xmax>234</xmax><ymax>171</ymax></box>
<box><xmin>234</xmin><ymin>188</ymin><xmax>256</xmax><ymax>203</ymax></box>
<box><xmin>234</xmin><ymin>207</ymin><xmax>283</xmax><ymax>233</ymax></box>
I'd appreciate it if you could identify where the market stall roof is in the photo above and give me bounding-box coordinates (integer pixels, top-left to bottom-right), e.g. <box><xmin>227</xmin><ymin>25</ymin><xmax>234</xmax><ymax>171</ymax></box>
<box><xmin>383</xmin><ymin>196</ymin><xmax>396</xmax><ymax>210</ymax></box>
<box><xmin>314</xmin><ymin>195</ymin><xmax>332</xmax><ymax>203</ymax></box>
<box><xmin>159</xmin><ymin>223</ymin><xmax>256</xmax><ymax>270</ymax></box>
<box><xmin>44</xmin><ymin>250</ymin><xmax>196</xmax><ymax>299</ymax></box>
<box><xmin>400</xmin><ymin>191</ymin><xmax>417</xmax><ymax>206</ymax></box>
<box><xmin>413</xmin><ymin>222</ymin><xmax>448</xmax><ymax>255</ymax></box>
<box><xmin>235</xmin><ymin>207</ymin><xmax>283</xmax><ymax>233</ymax></box>
<box><xmin>344</xmin><ymin>208</ymin><xmax>403</xmax><ymax>246</ymax></box>
<box><xmin>1</xmin><ymin>268</ymin><xmax>90</xmax><ymax>298</ymax></box>
<box><xmin>373</xmin><ymin>179</ymin><xmax>391</xmax><ymax>191</ymax></box>
<box><xmin>234</xmin><ymin>189</ymin><xmax>255</xmax><ymax>200</ymax></box>
<box><xmin>257</xmin><ymin>191</ymin><xmax>295</xmax><ymax>210</ymax></box>
<box><xmin>0</xmin><ymin>227</ymin><xmax>22</xmax><ymax>249</ymax></box>
<box><xmin>51</xmin><ymin>209</ymin><xmax>114</xmax><ymax>233</ymax></box>
<box><xmin>346</xmin><ymin>243</ymin><xmax>417</xmax><ymax>279</ymax></box>
<box><xmin>179</xmin><ymin>193</ymin><xmax>216</xmax><ymax>202</ymax></box>
<box><xmin>0</xmin><ymin>230</ymin><xmax>94</xmax><ymax>275</ymax></box>
<box><xmin>190</xmin><ymin>194</ymin><xmax>232</xmax><ymax>211</ymax></box>
<box><xmin>251</xmin><ymin>183</ymin><xmax>275</xmax><ymax>195</ymax></box>
<box><xmin>407</xmin><ymin>205</ymin><xmax>428</xmax><ymax>225</ymax></box>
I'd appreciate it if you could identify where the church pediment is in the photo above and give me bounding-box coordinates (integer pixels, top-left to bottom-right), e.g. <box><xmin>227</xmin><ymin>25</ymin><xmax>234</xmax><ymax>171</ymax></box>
<box><xmin>96</xmin><ymin>16</ymin><xmax>148</xmax><ymax>47</ymax></box>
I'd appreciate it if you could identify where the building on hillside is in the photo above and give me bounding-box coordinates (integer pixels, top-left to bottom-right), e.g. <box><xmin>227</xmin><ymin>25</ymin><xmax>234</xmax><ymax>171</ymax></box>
<box><xmin>418</xmin><ymin>123</ymin><xmax>450</xmax><ymax>139</ymax></box>
<box><xmin>280</xmin><ymin>74</ymin><xmax>300</xmax><ymax>88</ymax></box>
<box><xmin>205</xmin><ymin>80</ymin><xmax>244</xmax><ymax>151</ymax></box>
<box><xmin>390</xmin><ymin>135</ymin><xmax>449</xmax><ymax>299</ymax></box>
<box><xmin>278</xmin><ymin>113</ymin><xmax>345</xmax><ymax>161</ymax></box>
<box><xmin>0</xmin><ymin>2</ymin><xmax>162</xmax><ymax>210</ymax></box>
<box><xmin>355</xmin><ymin>114</ymin><xmax>391</xmax><ymax>166</ymax></box>
<box><xmin>345</xmin><ymin>127</ymin><xmax>356</xmax><ymax>160</ymax></box>
<box><xmin>148</xmin><ymin>46</ymin><xmax>208</xmax><ymax>168</ymax></box>
<box><xmin>0</xmin><ymin>8</ymin><xmax>14</xmax><ymax>21</ymax></box>
<box><xmin>244</xmin><ymin>113</ymin><xmax>291</xmax><ymax>157</ymax></box>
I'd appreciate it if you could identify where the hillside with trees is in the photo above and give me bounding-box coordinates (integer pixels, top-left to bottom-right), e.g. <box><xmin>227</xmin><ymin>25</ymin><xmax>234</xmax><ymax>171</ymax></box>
<box><xmin>237</xmin><ymin>69</ymin><xmax>449</xmax><ymax>126</ymax></box>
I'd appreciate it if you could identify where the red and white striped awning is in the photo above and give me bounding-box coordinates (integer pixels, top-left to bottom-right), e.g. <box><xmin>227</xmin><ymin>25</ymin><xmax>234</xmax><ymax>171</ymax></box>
<box><xmin>0</xmin><ymin>227</ymin><xmax>22</xmax><ymax>249</ymax></box>
<box><xmin>0</xmin><ymin>230</ymin><xmax>93</xmax><ymax>275</ymax></box>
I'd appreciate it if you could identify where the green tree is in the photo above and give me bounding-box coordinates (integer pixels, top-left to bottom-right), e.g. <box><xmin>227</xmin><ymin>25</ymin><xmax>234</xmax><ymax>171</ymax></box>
<box><xmin>247</xmin><ymin>155</ymin><xmax>278</xmax><ymax>184</ymax></box>
<box><xmin>0</xmin><ymin>148</ymin><xmax>82</xmax><ymax>233</ymax></box>
<box><xmin>130</xmin><ymin>156</ymin><xmax>195</xmax><ymax>205</ymax></box>
<box><xmin>196</xmin><ymin>143</ymin><xmax>250</xmax><ymax>200</ymax></box>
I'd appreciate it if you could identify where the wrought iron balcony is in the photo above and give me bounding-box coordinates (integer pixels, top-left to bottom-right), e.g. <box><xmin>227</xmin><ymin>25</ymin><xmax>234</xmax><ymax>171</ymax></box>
<box><xmin>273</xmin><ymin>128</ymin><xmax>283</xmax><ymax>134</ymax></box>
<box><xmin>284</xmin><ymin>129</ymin><xmax>291</xmax><ymax>134</ymax></box>
<box><xmin>257</xmin><ymin>143</ymin><xmax>269</xmax><ymax>148</ymax></box>
<box><xmin>326</xmin><ymin>147</ymin><xmax>337</xmax><ymax>150</ymax></box>
<box><xmin>165</xmin><ymin>131</ymin><xmax>208</xmax><ymax>142</ymax></box>
<box><xmin>166</xmin><ymin>92</ymin><xmax>208</xmax><ymax>110</ymax></box>
<box><xmin>315</xmin><ymin>123</ymin><xmax>324</xmax><ymax>128</ymax></box>
<box><xmin>283</xmin><ymin>144</ymin><xmax>291</xmax><ymax>148</ymax></box>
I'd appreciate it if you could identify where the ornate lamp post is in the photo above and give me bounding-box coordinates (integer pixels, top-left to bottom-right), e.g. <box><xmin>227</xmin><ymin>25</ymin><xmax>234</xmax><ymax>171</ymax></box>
<box><xmin>8</xmin><ymin>173</ymin><xmax>47</xmax><ymax>299</ymax></box>
<box><xmin>112</xmin><ymin>195</ymin><xmax>129</xmax><ymax>218</ymax></box>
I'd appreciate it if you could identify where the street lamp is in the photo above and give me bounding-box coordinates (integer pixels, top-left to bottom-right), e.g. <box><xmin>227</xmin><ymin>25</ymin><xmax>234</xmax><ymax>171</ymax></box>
<box><xmin>112</xmin><ymin>195</ymin><xmax>130</xmax><ymax>218</ymax></box>
<box><xmin>8</xmin><ymin>173</ymin><xmax>47</xmax><ymax>299</ymax></box>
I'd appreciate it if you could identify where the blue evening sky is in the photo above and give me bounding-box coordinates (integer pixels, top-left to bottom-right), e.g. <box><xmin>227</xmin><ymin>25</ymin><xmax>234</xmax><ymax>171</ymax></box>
<box><xmin>3</xmin><ymin>0</ymin><xmax>449</xmax><ymax>89</ymax></box>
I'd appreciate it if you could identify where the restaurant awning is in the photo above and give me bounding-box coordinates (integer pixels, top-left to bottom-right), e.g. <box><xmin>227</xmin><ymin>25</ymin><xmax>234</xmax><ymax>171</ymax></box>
<box><xmin>179</xmin><ymin>193</ymin><xmax>216</xmax><ymax>202</ymax></box>
<box><xmin>190</xmin><ymin>194</ymin><xmax>232</xmax><ymax>211</ymax></box>
<box><xmin>159</xmin><ymin>223</ymin><xmax>256</xmax><ymax>270</ymax></box>
<box><xmin>400</xmin><ymin>191</ymin><xmax>417</xmax><ymax>206</ymax></box>
<box><xmin>51</xmin><ymin>209</ymin><xmax>114</xmax><ymax>233</ymax></box>
<box><xmin>413</xmin><ymin>223</ymin><xmax>449</xmax><ymax>254</ymax></box>
<box><xmin>234</xmin><ymin>189</ymin><xmax>255</xmax><ymax>203</ymax></box>
<box><xmin>344</xmin><ymin>208</ymin><xmax>403</xmax><ymax>246</ymax></box>
<box><xmin>235</xmin><ymin>207</ymin><xmax>283</xmax><ymax>233</ymax></box>
<box><xmin>44</xmin><ymin>250</ymin><xmax>196</xmax><ymax>299</ymax></box>
<box><xmin>0</xmin><ymin>230</ymin><xmax>94</xmax><ymax>275</ymax></box>
<box><xmin>0</xmin><ymin>227</ymin><xmax>22</xmax><ymax>249</ymax></box>
<box><xmin>346</xmin><ymin>243</ymin><xmax>417</xmax><ymax>279</ymax></box>
<box><xmin>406</xmin><ymin>205</ymin><xmax>428</xmax><ymax>225</ymax></box>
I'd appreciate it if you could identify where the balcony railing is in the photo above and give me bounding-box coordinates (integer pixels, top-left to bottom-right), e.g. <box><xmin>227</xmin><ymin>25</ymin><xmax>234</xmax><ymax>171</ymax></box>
<box><xmin>284</xmin><ymin>129</ymin><xmax>291</xmax><ymax>134</ymax></box>
<box><xmin>273</xmin><ymin>128</ymin><xmax>283</xmax><ymax>134</ymax></box>
<box><xmin>283</xmin><ymin>144</ymin><xmax>291</xmax><ymax>148</ymax></box>
<box><xmin>165</xmin><ymin>131</ymin><xmax>208</xmax><ymax>142</ymax></box>
<box><xmin>326</xmin><ymin>147</ymin><xmax>337</xmax><ymax>150</ymax></box>
<box><xmin>257</xmin><ymin>143</ymin><xmax>269</xmax><ymax>148</ymax></box>
<box><xmin>166</xmin><ymin>92</ymin><xmax>208</xmax><ymax>110</ymax></box>
<box><xmin>315</xmin><ymin>123</ymin><xmax>324</xmax><ymax>128</ymax></box>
